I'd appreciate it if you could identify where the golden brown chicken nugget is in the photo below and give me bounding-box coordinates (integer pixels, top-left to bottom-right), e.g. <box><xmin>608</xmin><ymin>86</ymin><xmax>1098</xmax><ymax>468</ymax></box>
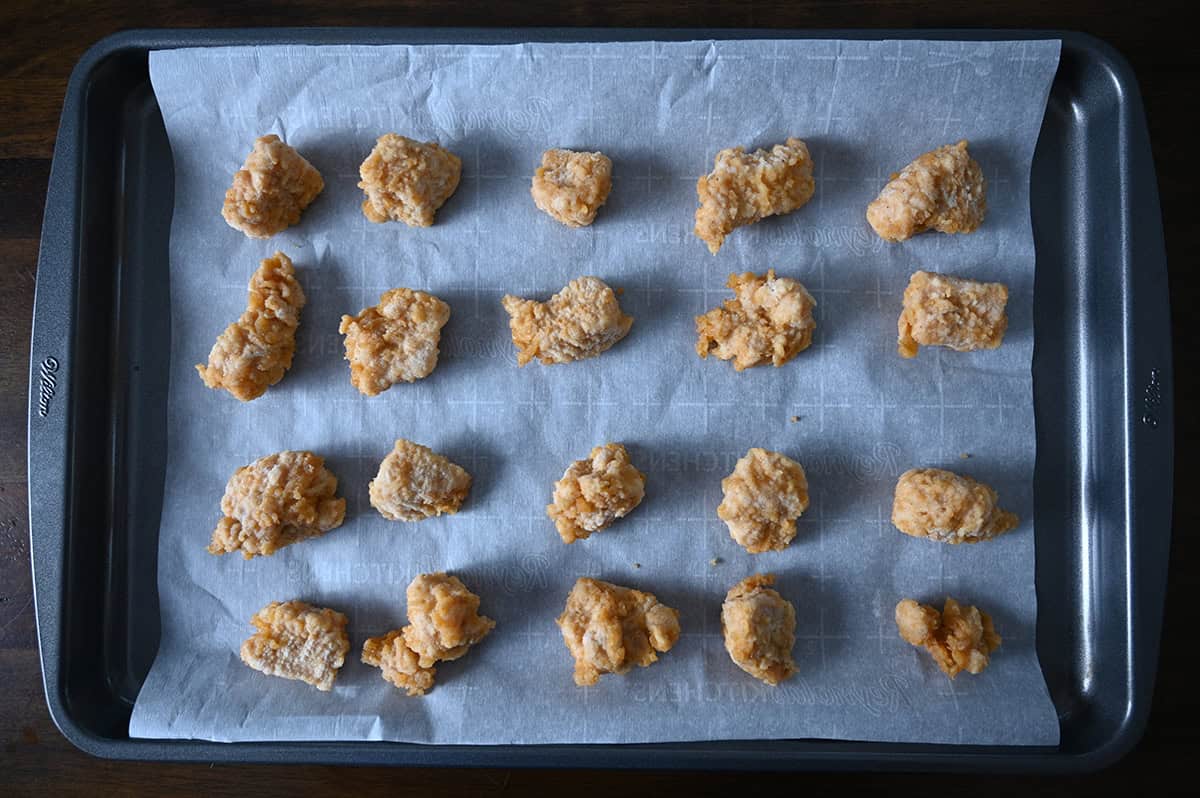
<box><xmin>556</xmin><ymin>578</ymin><xmax>680</xmax><ymax>686</ymax></box>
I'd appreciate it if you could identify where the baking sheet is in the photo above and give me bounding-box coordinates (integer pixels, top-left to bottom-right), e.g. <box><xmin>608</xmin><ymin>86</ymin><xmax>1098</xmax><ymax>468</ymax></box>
<box><xmin>131</xmin><ymin>39</ymin><xmax>1061</xmax><ymax>746</ymax></box>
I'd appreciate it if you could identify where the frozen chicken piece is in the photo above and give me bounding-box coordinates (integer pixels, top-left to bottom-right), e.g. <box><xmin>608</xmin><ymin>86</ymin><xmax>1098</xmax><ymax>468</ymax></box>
<box><xmin>547</xmin><ymin>443</ymin><xmax>645</xmax><ymax>544</ymax></box>
<box><xmin>556</xmin><ymin>577</ymin><xmax>681</xmax><ymax>686</ymax></box>
<box><xmin>358</xmin><ymin>133</ymin><xmax>462</xmax><ymax>226</ymax></box>
<box><xmin>361</xmin><ymin>573</ymin><xmax>494</xmax><ymax>696</ymax></box>
<box><xmin>694</xmin><ymin>137</ymin><xmax>815</xmax><ymax>254</ymax></box>
<box><xmin>208</xmin><ymin>450</ymin><xmax>346</xmax><ymax>559</ymax></box>
<box><xmin>721</xmin><ymin>573</ymin><xmax>797</xmax><ymax>685</ymax></box>
<box><xmin>361</xmin><ymin>629</ymin><xmax>436</xmax><ymax>697</ymax></box>
<box><xmin>895</xmin><ymin>597</ymin><xmax>1001</xmax><ymax>678</ymax></box>
<box><xmin>339</xmin><ymin>288</ymin><xmax>451</xmax><ymax>395</ymax></box>
<box><xmin>891</xmin><ymin>468</ymin><xmax>1019</xmax><ymax>544</ymax></box>
<box><xmin>240</xmin><ymin>601</ymin><xmax>350</xmax><ymax>691</ymax></box>
<box><xmin>695</xmin><ymin>269</ymin><xmax>817</xmax><ymax>370</ymax></box>
<box><xmin>221</xmin><ymin>134</ymin><xmax>324</xmax><ymax>239</ymax></box>
<box><xmin>402</xmin><ymin>573</ymin><xmax>496</xmax><ymax>665</ymax></box>
<box><xmin>369</xmin><ymin>439</ymin><xmax>472</xmax><ymax>521</ymax></box>
<box><xmin>531</xmin><ymin>148</ymin><xmax>613</xmax><ymax>227</ymax></box>
<box><xmin>501</xmin><ymin>276</ymin><xmax>633</xmax><ymax>366</ymax></box>
<box><xmin>718</xmin><ymin>448</ymin><xmax>810</xmax><ymax>554</ymax></box>
<box><xmin>867</xmin><ymin>140</ymin><xmax>986</xmax><ymax>242</ymax></box>
<box><xmin>196</xmin><ymin>252</ymin><xmax>306</xmax><ymax>402</ymax></box>
<box><xmin>897</xmin><ymin>270</ymin><xmax>1008</xmax><ymax>358</ymax></box>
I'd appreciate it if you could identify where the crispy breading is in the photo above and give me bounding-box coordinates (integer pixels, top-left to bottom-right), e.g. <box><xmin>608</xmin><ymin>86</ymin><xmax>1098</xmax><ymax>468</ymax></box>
<box><xmin>531</xmin><ymin>148</ymin><xmax>613</xmax><ymax>227</ymax></box>
<box><xmin>718</xmin><ymin>448</ymin><xmax>810</xmax><ymax>553</ymax></box>
<box><xmin>895</xmin><ymin>597</ymin><xmax>1001</xmax><ymax>678</ymax></box>
<box><xmin>867</xmin><ymin>140</ymin><xmax>985</xmax><ymax>242</ymax></box>
<box><xmin>361</xmin><ymin>573</ymin><xmax>494</xmax><ymax>696</ymax></box>
<box><xmin>501</xmin><ymin>276</ymin><xmax>633</xmax><ymax>366</ymax></box>
<box><xmin>547</xmin><ymin>443</ymin><xmax>645</xmax><ymax>544</ymax></box>
<box><xmin>891</xmin><ymin>468</ymin><xmax>1019</xmax><ymax>544</ymax></box>
<box><xmin>721</xmin><ymin>573</ymin><xmax>797</xmax><ymax>685</ymax></box>
<box><xmin>240</xmin><ymin>601</ymin><xmax>349</xmax><ymax>691</ymax></box>
<box><xmin>402</xmin><ymin>573</ymin><xmax>496</xmax><ymax>665</ymax></box>
<box><xmin>358</xmin><ymin>134</ymin><xmax>461</xmax><ymax>226</ymax></box>
<box><xmin>196</xmin><ymin>252</ymin><xmax>305</xmax><ymax>402</ymax></box>
<box><xmin>694</xmin><ymin>137</ymin><xmax>815</xmax><ymax>254</ymax></box>
<box><xmin>556</xmin><ymin>578</ymin><xmax>680</xmax><ymax>686</ymax></box>
<box><xmin>208</xmin><ymin>451</ymin><xmax>346</xmax><ymax>559</ymax></box>
<box><xmin>361</xmin><ymin>629</ymin><xmax>436</xmax><ymax>696</ymax></box>
<box><xmin>696</xmin><ymin>269</ymin><xmax>817</xmax><ymax>370</ymax></box>
<box><xmin>339</xmin><ymin>288</ymin><xmax>451</xmax><ymax>395</ymax></box>
<box><xmin>221</xmin><ymin>134</ymin><xmax>324</xmax><ymax>239</ymax></box>
<box><xmin>897</xmin><ymin>270</ymin><xmax>1008</xmax><ymax>358</ymax></box>
<box><xmin>369</xmin><ymin>439</ymin><xmax>472</xmax><ymax>522</ymax></box>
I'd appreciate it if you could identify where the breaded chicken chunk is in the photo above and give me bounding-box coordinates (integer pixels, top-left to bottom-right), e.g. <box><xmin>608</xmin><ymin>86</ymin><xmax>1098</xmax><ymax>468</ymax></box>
<box><xmin>361</xmin><ymin>629</ymin><xmax>435</xmax><ymax>697</ymax></box>
<box><xmin>221</xmin><ymin>135</ymin><xmax>324</xmax><ymax>238</ymax></box>
<box><xmin>895</xmin><ymin>597</ymin><xmax>1001</xmax><ymax>678</ymax></box>
<box><xmin>369</xmin><ymin>439</ymin><xmax>472</xmax><ymax>522</ymax></box>
<box><xmin>358</xmin><ymin>134</ymin><xmax>462</xmax><ymax>226</ymax></box>
<box><xmin>547</xmin><ymin>443</ymin><xmax>645</xmax><ymax>544</ymax></box>
<box><xmin>208</xmin><ymin>451</ymin><xmax>346</xmax><ymax>558</ymax></box>
<box><xmin>897</xmin><ymin>270</ymin><xmax>1008</xmax><ymax>358</ymax></box>
<box><xmin>556</xmin><ymin>578</ymin><xmax>680</xmax><ymax>686</ymax></box>
<box><xmin>240</xmin><ymin>601</ymin><xmax>349</xmax><ymax>691</ymax></box>
<box><xmin>531</xmin><ymin>148</ymin><xmax>613</xmax><ymax>227</ymax></box>
<box><xmin>718</xmin><ymin>448</ymin><xmax>810</xmax><ymax>553</ymax></box>
<box><xmin>891</xmin><ymin>468</ymin><xmax>1019</xmax><ymax>544</ymax></box>
<box><xmin>867</xmin><ymin>140</ymin><xmax>985</xmax><ymax>242</ymax></box>
<box><xmin>361</xmin><ymin>573</ymin><xmax>494</xmax><ymax>696</ymax></box>
<box><xmin>339</xmin><ymin>288</ymin><xmax>451</xmax><ymax>395</ymax></box>
<box><xmin>402</xmin><ymin>573</ymin><xmax>496</xmax><ymax>665</ymax></box>
<box><xmin>501</xmin><ymin>276</ymin><xmax>633</xmax><ymax>366</ymax></box>
<box><xmin>694</xmin><ymin>137</ymin><xmax>815</xmax><ymax>254</ymax></box>
<box><xmin>721</xmin><ymin>573</ymin><xmax>797</xmax><ymax>685</ymax></box>
<box><xmin>696</xmin><ymin>270</ymin><xmax>817</xmax><ymax>370</ymax></box>
<box><xmin>196</xmin><ymin>252</ymin><xmax>305</xmax><ymax>402</ymax></box>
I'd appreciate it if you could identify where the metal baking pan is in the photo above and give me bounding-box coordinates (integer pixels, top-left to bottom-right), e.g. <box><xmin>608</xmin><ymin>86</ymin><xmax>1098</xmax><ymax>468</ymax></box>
<box><xmin>28</xmin><ymin>28</ymin><xmax>1173</xmax><ymax>771</ymax></box>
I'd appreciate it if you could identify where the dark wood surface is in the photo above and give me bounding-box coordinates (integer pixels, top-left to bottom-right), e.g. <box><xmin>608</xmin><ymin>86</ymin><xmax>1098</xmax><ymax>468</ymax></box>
<box><xmin>2</xmin><ymin>1</ymin><xmax>1195</xmax><ymax>794</ymax></box>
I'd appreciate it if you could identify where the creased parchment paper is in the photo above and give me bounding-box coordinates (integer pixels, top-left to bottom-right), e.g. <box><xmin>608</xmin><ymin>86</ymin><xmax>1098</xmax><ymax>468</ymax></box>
<box><xmin>132</xmin><ymin>39</ymin><xmax>1061</xmax><ymax>745</ymax></box>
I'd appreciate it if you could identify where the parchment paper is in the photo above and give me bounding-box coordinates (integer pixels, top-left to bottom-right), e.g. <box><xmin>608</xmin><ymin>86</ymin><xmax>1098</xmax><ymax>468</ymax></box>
<box><xmin>132</xmin><ymin>39</ymin><xmax>1061</xmax><ymax>745</ymax></box>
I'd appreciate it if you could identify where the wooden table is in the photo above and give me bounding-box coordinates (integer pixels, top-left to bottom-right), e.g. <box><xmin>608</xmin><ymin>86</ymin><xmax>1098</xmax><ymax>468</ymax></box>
<box><xmin>1</xmin><ymin>1</ymin><xmax>1193</xmax><ymax>793</ymax></box>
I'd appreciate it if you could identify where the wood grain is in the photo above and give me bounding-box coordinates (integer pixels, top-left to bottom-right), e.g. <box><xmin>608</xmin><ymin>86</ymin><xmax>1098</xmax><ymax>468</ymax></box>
<box><xmin>1</xmin><ymin>1</ymin><xmax>1194</xmax><ymax>794</ymax></box>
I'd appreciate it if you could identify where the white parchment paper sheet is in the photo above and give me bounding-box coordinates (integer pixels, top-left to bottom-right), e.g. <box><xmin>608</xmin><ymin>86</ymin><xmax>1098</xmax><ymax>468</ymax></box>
<box><xmin>132</xmin><ymin>39</ymin><xmax>1061</xmax><ymax>745</ymax></box>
